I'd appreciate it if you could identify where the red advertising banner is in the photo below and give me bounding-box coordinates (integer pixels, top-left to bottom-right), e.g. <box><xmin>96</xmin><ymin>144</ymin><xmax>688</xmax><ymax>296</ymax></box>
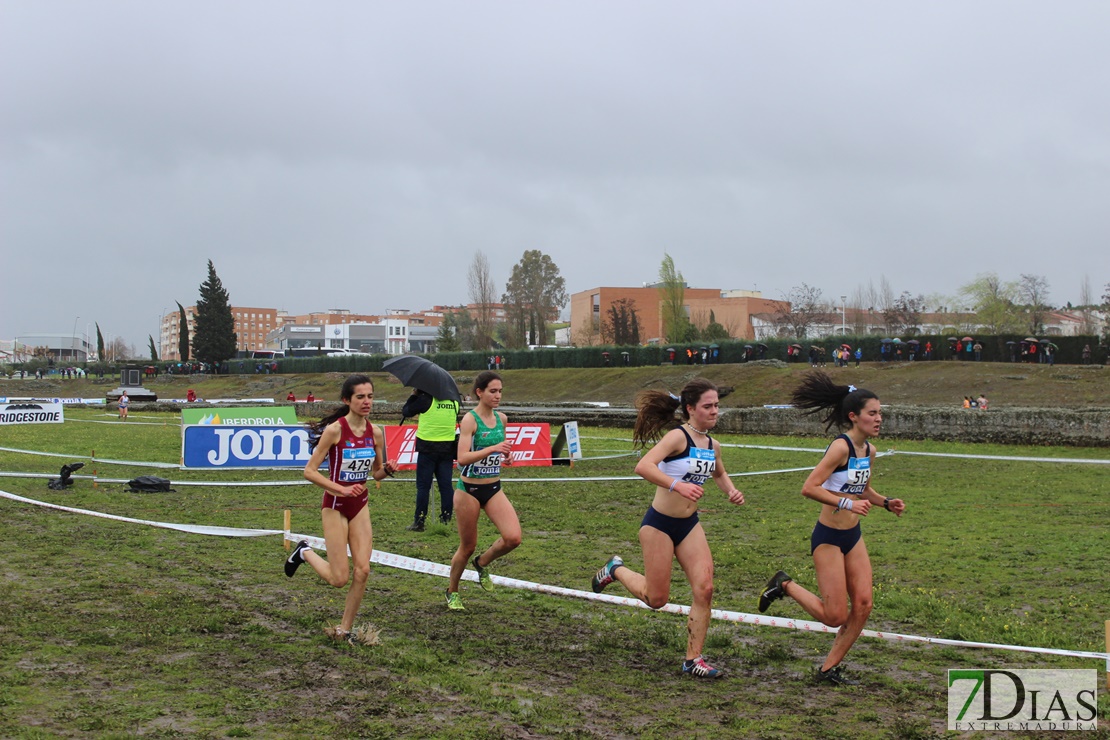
<box><xmin>384</xmin><ymin>423</ymin><xmax>552</xmax><ymax>470</ymax></box>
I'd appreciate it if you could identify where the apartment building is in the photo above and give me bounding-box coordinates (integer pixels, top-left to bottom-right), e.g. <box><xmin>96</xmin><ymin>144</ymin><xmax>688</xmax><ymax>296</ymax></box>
<box><xmin>160</xmin><ymin>305</ymin><xmax>278</xmax><ymax>361</ymax></box>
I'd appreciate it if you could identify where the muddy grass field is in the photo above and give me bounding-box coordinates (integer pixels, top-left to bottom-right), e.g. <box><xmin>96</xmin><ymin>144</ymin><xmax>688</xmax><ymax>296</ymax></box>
<box><xmin>1</xmin><ymin>409</ymin><xmax>1107</xmax><ymax>738</ymax></box>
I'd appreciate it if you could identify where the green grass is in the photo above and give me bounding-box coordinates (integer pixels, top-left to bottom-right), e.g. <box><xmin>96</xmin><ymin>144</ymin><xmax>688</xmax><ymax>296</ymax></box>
<box><xmin>4</xmin><ymin>358</ymin><xmax>1109</xmax><ymax>410</ymax></box>
<box><xmin>0</xmin><ymin>407</ymin><xmax>1108</xmax><ymax>738</ymax></box>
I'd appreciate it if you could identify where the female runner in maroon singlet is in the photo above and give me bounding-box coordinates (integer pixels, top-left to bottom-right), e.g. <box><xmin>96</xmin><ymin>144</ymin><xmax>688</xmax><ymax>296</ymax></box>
<box><xmin>284</xmin><ymin>374</ymin><xmax>398</xmax><ymax>642</ymax></box>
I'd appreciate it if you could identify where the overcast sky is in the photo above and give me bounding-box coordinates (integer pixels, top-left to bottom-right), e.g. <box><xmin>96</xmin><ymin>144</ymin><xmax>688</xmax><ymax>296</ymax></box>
<box><xmin>2</xmin><ymin>1</ymin><xmax>1107</xmax><ymax>349</ymax></box>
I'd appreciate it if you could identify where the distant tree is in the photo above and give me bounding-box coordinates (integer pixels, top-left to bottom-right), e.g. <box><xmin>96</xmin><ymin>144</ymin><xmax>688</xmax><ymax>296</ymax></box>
<box><xmin>191</xmin><ymin>260</ymin><xmax>237</xmax><ymax>368</ymax></box>
<box><xmin>701</xmin><ymin>310</ymin><xmax>730</xmax><ymax>341</ymax></box>
<box><xmin>883</xmin><ymin>292</ymin><xmax>925</xmax><ymax>336</ymax></box>
<box><xmin>1077</xmin><ymin>276</ymin><xmax>1099</xmax><ymax>335</ymax></box>
<box><xmin>958</xmin><ymin>273</ymin><xmax>1023</xmax><ymax>334</ymax></box>
<box><xmin>176</xmin><ymin>302</ymin><xmax>190</xmax><ymax>361</ymax></box>
<box><xmin>108</xmin><ymin>336</ymin><xmax>131</xmax><ymax>362</ymax></box>
<box><xmin>435</xmin><ymin>319</ymin><xmax>461</xmax><ymax>353</ymax></box>
<box><xmin>148</xmin><ymin>335</ymin><xmax>159</xmax><ymax>361</ymax></box>
<box><xmin>603</xmin><ymin>298</ymin><xmax>641</xmax><ymax>345</ymax></box>
<box><xmin>658</xmin><ymin>253</ymin><xmax>691</xmax><ymax>343</ymax></box>
<box><xmin>502</xmin><ymin>250</ymin><xmax>568</xmax><ymax>347</ymax></box>
<box><xmin>574</xmin><ymin>314</ymin><xmax>602</xmax><ymax>346</ymax></box>
<box><xmin>1102</xmin><ymin>282</ymin><xmax>1110</xmax><ymax>343</ymax></box>
<box><xmin>467</xmin><ymin>251</ymin><xmax>497</xmax><ymax>350</ymax></box>
<box><xmin>95</xmin><ymin>322</ymin><xmax>105</xmax><ymax>362</ymax></box>
<box><xmin>1016</xmin><ymin>274</ymin><xmax>1051</xmax><ymax>334</ymax></box>
<box><xmin>775</xmin><ymin>283</ymin><xmax>829</xmax><ymax>339</ymax></box>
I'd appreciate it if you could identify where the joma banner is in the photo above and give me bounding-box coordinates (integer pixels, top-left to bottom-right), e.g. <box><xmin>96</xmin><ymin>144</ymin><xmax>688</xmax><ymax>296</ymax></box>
<box><xmin>182</xmin><ymin>424</ymin><xmax>312</xmax><ymax>469</ymax></box>
<box><xmin>385</xmin><ymin>423</ymin><xmax>552</xmax><ymax>471</ymax></box>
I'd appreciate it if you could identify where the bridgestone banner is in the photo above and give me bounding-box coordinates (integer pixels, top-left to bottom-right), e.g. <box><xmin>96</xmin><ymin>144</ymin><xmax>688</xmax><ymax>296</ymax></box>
<box><xmin>0</xmin><ymin>402</ymin><xmax>65</xmax><ymax>425</ymax></box>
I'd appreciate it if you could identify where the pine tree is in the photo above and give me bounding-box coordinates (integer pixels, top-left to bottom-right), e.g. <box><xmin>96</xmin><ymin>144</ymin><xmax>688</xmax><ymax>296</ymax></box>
<box><xmin>191</xmin><ymin>260</ymin><xmax>237</xmax><ymax>368</ymax></box>
<box><xmin>176</xmin><ymin>302</ymin><xmax>190</xmax><ymax>361</ymax></box>
<box><xmin>436</xmin><ymin>318</ymin><xmax>461</xmax><ymax>352</ymax></box>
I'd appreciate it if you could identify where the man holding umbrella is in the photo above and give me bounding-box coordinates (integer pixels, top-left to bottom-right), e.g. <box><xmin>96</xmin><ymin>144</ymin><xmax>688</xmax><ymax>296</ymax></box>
<box><xmin>384</xmin><ymin>356</ymin><xmax>462</xmax><ymax>532</ymax></box>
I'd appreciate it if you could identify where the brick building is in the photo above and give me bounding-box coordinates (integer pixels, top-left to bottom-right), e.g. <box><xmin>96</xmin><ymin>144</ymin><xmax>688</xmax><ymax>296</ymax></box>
<box><xmin>570</xmin><ymin>286</ymin><xmax>789</xmax><ymax>344</ymax></box>
<box><xmin>160</xmin><ymin>306</ymin><xmax>278</xmax><ymax>361</ymax></box>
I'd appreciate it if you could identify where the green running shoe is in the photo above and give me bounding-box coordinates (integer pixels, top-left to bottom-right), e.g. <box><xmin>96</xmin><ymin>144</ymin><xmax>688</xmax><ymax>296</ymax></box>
<box><xmin>445</xmin><ymin>589</ymin><xmax>465</xmax><ymax>611</ymax></box>
<box><xmin>472</xmin><ymin>556</ymin><xmax>494</xmax><ymax>591</ymax></box>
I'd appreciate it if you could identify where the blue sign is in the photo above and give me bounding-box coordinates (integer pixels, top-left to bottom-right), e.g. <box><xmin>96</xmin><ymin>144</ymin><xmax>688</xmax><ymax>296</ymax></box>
<box><xmin>182</xmin><ymin>424</ymin><xmax>314</xmax><ymax>469</ymax></box>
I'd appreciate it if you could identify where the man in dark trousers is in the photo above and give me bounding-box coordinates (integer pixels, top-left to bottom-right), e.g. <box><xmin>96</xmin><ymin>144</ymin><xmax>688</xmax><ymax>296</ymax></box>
<box><xmin>402</xmin><ymin>389</ymin><xmax>460</xmax><ymax>531</ymax></box>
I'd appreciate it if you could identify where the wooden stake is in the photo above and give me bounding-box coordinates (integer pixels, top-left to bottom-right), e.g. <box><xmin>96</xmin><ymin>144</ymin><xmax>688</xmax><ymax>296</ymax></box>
<box><xmin>283</xmin><ymin>509</ymin><xmax>291</xmax><ymax>551</ymax></box>
<box><xmin>1105</xmin><ymin>620</ymin><xmax>1109</xmax><ymax>691</ymax></box>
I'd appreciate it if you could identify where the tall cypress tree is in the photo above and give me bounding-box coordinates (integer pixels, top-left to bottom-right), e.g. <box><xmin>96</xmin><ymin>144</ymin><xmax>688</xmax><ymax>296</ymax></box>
<box><xmin>148</xmin><ymin>335</ymin><xmax>159</xmax><ymax>361</ymax></box>
<box><xmin>176</xmin><ymin>302</ymin><xmax>190</xmax><ymax>361</ymax></box>
<box><xmin>191</xmin><ymin>260</ymin><xmax>237</xmax><ymax>368</ymax></box>
<box><xmin>95</xmin><ymin>322</ymin><xmax>105</xmax><ymax>362</ymax></box>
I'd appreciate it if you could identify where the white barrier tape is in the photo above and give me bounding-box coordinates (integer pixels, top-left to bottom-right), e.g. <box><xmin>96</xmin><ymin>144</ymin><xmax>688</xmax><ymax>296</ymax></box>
<box><xmin>69</xmin><ymin>419</ymin><xmax>169</xmax><ymax>426</ymax></box>
<box><xmin>0</xmin><ymin>470</ymin><xmax>312</xmax><ymax>487</ymax></box>
<box><xmin>0</xmin><ymin>489</ymin><xmax>282</xmax><ymax>537</ymax></box>
<box><xmin>720</xmin><ymin>443</ymin><xmax>828</xmax><ymax>453</ymax></box>
<box><xmin>585</xmin><ymin>438</ymin><xmax>1110</xmax><ymax>465</ymax></box>
<box><xmin>282</xmin><ymin>534</ymin><xmax>1108</xmax><ymax>663</ymax></box>
<box><xmin>885</xmin><ymin>449</ymin><xmax>1110</xmax><ymax>465</ymax></box>
<box><xmin>0</xmin><ymin>446</ymin><xmax>179</xmax><ymax>469</ymax></box>
<box><xmin>1</xmin><ymin>487</ymin><xmax>1103</xmax><ymax>663</ymax></box>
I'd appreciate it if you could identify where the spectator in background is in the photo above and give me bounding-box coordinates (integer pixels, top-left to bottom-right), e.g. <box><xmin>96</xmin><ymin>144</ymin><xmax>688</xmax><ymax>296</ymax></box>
<box><xmin>973</xmin><ymin>341</ymin><xmax>983</xmax><ymax>361</ymax></box>
<box><xmin>977</xmin><ymin>394</ymin><xmax>988</xmax><ymax>411</ymax></box>
<box><xmin>306</xmin><ymin>391</ymin><xmax>315</xmax><ymax>403</ymax></box>
<box><xmin>962</xmin><ymin>396</ymin><xmax>971</xmax><ymax>409</ymax></box>
<box><xmin>402</xmin><ymin>389</ymin><xmax>460</xmax><ymax>532</ymax></box>
<box><xmin>287</xmin><ymin>391</ymin><xmax>296</xmax><ymax>402</ymax></box>
<box><xmin>924</xmin><ymin>341</ymin><xmax>932</xmax><ymax>360</ymax></box>
<box><xmin>854</xmin><ymin>348</ymin><xmax>862</xmax><ymax>367</ymax></box>
<box><xmin>1082</xmin><ymin>344</ymin><xmax>1091</xmax><ymax>365</ymax></box>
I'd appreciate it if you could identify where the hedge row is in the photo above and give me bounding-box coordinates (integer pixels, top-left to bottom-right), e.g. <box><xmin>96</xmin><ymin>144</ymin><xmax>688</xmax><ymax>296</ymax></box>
<box><xmin>265</xmin><ymin>334</ymin><xmax>1105</xmax><ymax>375</ymax></box>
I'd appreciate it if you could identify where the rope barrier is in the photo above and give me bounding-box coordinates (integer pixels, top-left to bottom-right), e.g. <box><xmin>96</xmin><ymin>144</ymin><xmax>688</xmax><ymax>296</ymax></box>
<box><xmin>0</xmin><ymin>487</ymin><xmax>1104</xmax><ymax>664</ymax></box>
<box><xmin>0</xmin><ymin>489</ymin><xmax>281</xmax><ymax>537</ymax></box>
<box><xmin>581</xmin><ymin>436</ymin><xmax>1110</xmax><ymax>464</ymax></box>
<box><xmin>884</xmin><ymin>449</ymin><xmax>1110</xmax><ymax>465</ymax></box>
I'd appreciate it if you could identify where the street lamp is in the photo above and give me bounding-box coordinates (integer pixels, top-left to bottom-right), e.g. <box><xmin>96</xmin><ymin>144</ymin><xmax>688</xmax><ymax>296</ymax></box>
<box><xmin>71</xmin><ymin>315</ymin><xmax>80</xmax><ymax>362</ymax></box>
<box><xmin>840</xmin><ymin>296</ymin><xmax>847</xmax><ymax>336</ymax></box>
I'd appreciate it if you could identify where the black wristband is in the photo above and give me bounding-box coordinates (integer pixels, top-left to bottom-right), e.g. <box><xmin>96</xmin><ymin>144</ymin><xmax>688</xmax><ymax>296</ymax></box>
<box><xmin>883</xmin><ymin>497</ymin><xmax>891</xmax><ymax>511</ymax></box>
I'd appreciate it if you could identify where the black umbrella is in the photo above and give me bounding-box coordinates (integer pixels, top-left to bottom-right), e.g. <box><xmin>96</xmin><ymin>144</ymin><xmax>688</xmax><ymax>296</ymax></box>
<box><xmin>382</xmin><ymin>355</ymin><xmax>461</xmax><ymax>403</ymax></box>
